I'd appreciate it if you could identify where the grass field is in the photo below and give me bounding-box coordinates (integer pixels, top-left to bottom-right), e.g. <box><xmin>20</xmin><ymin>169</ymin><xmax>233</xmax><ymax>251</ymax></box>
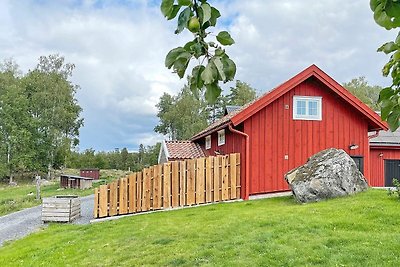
<box><xmin>0</xmin><ymin>169</ymin><xmax>130</xmax><ymax>216</ymax></box>
<box><xmin>0</xmin><ymin>189</ymin><xmax>399</xmax><ymax>266</ymax></box>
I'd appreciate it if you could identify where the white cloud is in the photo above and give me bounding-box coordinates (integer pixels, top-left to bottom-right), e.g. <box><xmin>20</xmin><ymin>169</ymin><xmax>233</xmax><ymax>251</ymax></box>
<box><xmin>0</xmin><ymin>0</ymin><xmax>396</xmax><ymax>151</ymax></box>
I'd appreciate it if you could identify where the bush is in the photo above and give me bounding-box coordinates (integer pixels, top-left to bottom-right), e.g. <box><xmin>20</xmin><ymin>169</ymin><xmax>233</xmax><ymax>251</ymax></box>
<box><xmin>388</xmin><ymin>178</ymin><xmax>400</xmax><ymax>199</ymax></box>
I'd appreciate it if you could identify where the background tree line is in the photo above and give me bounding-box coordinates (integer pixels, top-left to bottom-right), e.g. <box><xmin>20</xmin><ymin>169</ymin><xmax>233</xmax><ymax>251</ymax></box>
<box><xmin>0</xmin><ymin>55</ymin><xmax>83</xmax><ymax>183</ymax></box>
<box><xmin>65</xmin><ymin>144</ymin><xmax>160</xmax><ymax>172</ymax></box>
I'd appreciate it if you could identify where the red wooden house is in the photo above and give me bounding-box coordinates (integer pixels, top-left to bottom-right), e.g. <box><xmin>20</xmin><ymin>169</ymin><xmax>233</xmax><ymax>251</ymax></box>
<box><xmin>189</xmin><ymin>65</ymin><xmax>388</xmax><ymax>199</ymax></box>
<box><xmin>369</xmin><ymin>129</ymin><xmax>400</xmax><ymax>187</ymax></box>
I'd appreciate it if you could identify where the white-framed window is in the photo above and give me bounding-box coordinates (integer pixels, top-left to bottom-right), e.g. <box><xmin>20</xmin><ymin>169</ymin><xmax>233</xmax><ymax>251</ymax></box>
<box><xmin>205</xmin><ymin>135</ymin><xmax>211</xmax><ymax>150</ymax></box>
<box><xmin>217</xmin><ymin>130</ymin><xmax>225</xmax><ymax>146</ymax></box>
<box><xmin>293</xmin><ymin>96</ymin><xmax>322</xmax><ymax>120</ymax></box>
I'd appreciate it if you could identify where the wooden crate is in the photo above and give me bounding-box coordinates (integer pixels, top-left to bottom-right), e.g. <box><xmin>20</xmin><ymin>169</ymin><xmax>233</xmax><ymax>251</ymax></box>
<box><xmin>42</xmin><ymin>195</ymin><xmax>81</xmax><ymax>222</ymax></box>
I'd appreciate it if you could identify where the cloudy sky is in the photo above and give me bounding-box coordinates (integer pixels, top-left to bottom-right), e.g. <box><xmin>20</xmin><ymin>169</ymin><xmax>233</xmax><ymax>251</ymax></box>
<box><xmin>0</xmin><ymin>0</ymin><xmax>395</xmax><ymax>151</ymax></box>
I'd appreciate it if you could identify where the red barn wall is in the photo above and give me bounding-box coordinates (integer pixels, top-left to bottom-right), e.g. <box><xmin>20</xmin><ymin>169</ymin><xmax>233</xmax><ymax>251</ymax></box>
<box><xmin>370</xmin><ymin>147</ymin><xmax>400</xmax><ymax>186</ymax></box>
<box><xmin>243</xmin><ymin>77</ymin><xmax>371</xmax><ymax>195</ymax></box>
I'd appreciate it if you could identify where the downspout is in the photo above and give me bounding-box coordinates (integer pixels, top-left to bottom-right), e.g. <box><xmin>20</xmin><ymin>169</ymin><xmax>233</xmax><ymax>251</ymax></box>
<box><xmin>228</xmin><ymin>123</ymin><xmax>250</xmax><ymax>200</ymax></box>
<box><xmin>368</xmin><ymin>130</ymin><xmax>379</xmax><ymax>139</ymax></box>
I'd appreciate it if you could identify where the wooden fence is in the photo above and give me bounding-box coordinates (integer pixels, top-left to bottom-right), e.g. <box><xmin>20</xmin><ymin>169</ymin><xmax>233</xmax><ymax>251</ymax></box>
<box><xmin>94</xmin><ymin>153</ymin><xmax>240</xmax><ymax>218</ymax></box>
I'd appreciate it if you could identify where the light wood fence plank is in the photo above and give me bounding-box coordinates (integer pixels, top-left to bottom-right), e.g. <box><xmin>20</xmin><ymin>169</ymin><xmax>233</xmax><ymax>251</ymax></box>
<box><xmin>119</xmin><ymin>178</ymin><xmax>128</xmax><ymax>214</ymax></box>
<box><xmin>236</xmin><ymin>153</ymin><xmax>241</xmax><ymax>198</ymax></box>
<box><xmin>163</xmin><ymin>163</ymin><xmax>171</xmax><ymax>208</ymax></box>
<box><xmin>136</xmin><ymin>172</ymin><xmax>143</xmax><ymax>212</ymax></box>
<box><xmin>222</xmin><ymin>156</ymin><xmax>229</xmax><ymax>200</ymax></box>
<box><xmin>187</xmin><ymin>159</ymin><xmax>196</xmax><ymax>205</ymax></box>
<box><xmin>99</xmin><ymin>185</ymin><xmax>108</xmax><ymax>218</ymax></box>
<box><xmin>128</xmin><ymin>173</ymin><xmax>137</xmax><ymax>213</ymax></box>
<box><xmin>230</xmin><ymin>154</ymin><xmax>237</xmax><ymax>199</ymax></box>
<box><xmin>179</xmin><ymin>161</ymin><xmax>186</xmax><ymax>206</ymax></box>
<box><xmin>213</xmin><ymin>156</ymin><xmax>221</xmax><ymax>202</ymax></box>
<box><xmin>205</xmin><ymin>156</ymin><xmax>212</xmax><ymax>203</ymax></box>
<box><xmin>171</xmin><ymin>161</ymin><xmax>179</xmax><ymax>207</ymax></box>
<box><xmin>109</xmin><ymin>181</ymin><xmax>118</xmax><ymax>216</ymax></box>
<box><xmin>142</xmin><ymin>168</ymin><xmax>151</xmax><ymax>211</ymax></box>
<box><xmin>196</xmin><ymin>158</ymin><xmax>205</xmax><ymax>204</ymax></box>
<box><xmin>153</xmin><ymin>165</ymin><xmax>162</xmax><ymax>209</ymax></box>
<box><xmin>93</xmin><ymin>188</ymin><xmax>99</xmax><ymax>218</ymax></box>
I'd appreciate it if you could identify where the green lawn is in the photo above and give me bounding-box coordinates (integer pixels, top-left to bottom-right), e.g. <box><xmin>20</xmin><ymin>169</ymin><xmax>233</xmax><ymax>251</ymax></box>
<box><xmin>0</xmin><ymin>189</ymin><xmax>399</xmax><ymax>266</ymax></box>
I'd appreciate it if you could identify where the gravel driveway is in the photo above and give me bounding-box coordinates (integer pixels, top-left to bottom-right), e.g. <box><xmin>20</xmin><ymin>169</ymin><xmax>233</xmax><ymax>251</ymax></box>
<box><xmin>0</xmin><ymin>194</ymin><xmax>94</xmax><ymax>247</ymax></box>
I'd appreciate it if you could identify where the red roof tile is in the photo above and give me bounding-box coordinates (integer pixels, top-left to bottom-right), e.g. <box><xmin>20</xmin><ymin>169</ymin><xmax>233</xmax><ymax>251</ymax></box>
<box><xmin>165</xmin><ymin>140</ymin><xmax>205</xmax><ymax>160</ymax></box>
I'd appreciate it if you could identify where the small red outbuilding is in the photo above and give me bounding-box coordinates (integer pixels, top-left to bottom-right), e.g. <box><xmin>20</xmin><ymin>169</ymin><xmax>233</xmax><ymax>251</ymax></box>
<box><xmin>190</xmin><ymin>65</ymin><xmax>388</xmax><ymax>199</ymax></box>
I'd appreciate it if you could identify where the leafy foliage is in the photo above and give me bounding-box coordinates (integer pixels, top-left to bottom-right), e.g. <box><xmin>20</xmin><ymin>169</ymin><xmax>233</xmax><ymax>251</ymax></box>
<box><xmin>161</xmin><ymin>0</ymin><xmax>236</xmax><ymax>103</ymax></box>
<box><xmin>0</xmin><ymin>55</ymin><xmax>83</xmax><ymax>181</ymax></box>
<box><xmin>342</xmin><ymin>77</ymin><xmax>383</xmax><ymax>110</ymax></box>
<box><xmin>370</xmin><ymin>0</ymin><xmax>400</xmax><ymax>130</ymax></box>
<box><xmin>387</xmin><ymin>178</ymin><xmax>400</xmax><ymax>199</ymax></box>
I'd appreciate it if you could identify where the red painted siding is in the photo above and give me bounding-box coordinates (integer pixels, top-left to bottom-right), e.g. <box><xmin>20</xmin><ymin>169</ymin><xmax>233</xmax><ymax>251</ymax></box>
<box><xmin>370</xmin><ymin>147</ymin><xmax>400</xmax><ymax>186</ymax></box>
<box><xmin>243</xmin><ymin>77</ymin><xmax>371</xmax><ymax>194</ymax></box>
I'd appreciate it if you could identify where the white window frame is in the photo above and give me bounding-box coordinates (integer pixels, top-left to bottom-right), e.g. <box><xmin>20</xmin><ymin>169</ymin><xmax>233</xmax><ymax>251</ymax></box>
<box><xmin>293</xmin><ymin>96</ymin><xmax>322</xmax><ymax>121</ymax></box>
<box><xmin>217</xmin><ymin>130</ymin><xmax>225</xmax><ymax>146</ymax></box>
<box><xmin>205</xmin><ymin>135</ymin><xmax>211</xmax><ymax>150</ymax></box>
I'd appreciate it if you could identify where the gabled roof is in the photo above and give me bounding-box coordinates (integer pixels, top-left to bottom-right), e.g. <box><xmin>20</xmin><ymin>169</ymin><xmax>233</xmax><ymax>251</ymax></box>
<box><xmin>225</xmin><ymin>105</ymin><xmax>242</xmax><ymax>115</ymax></box>
<box><xmin>163</xmin><ymin>140</ymin><xmax>205</xmax><ymax>160</ymax></box>
<box><xmin>192</xmin><ymin>64</ymin><xmax>388</xmax><ymax>140</ymax></box>
<box><xmin>370</xmin><ymin>129</ymin><xmax>400</xmax><ymax>147</ymax></box>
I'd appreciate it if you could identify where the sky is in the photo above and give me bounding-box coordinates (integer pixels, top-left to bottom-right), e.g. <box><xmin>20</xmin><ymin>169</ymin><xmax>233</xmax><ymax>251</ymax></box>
<box><xmin>0</xmin><ymin>0</ymin><xmax>395</xmax><ymax>152</ymax></box>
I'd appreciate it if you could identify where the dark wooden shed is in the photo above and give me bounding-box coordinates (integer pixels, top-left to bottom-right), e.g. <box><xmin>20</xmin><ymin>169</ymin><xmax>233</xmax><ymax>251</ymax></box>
<box><xmin>80</xmin><ymin>168</ymin><xmax>100</xmax><ymax>180</ymax></box>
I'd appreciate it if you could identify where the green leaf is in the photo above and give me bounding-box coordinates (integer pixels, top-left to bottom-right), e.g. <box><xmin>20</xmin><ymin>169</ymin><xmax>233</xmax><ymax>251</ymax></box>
<box><xmin>209</xmin><ymin>7</ymin><xmax>221</xmax><ymax>26</ymax></box>
<box><xmin>385</xmin><ymin>0</ymin><xmax>400</xmax><ymax>18</ymax></box>
<box><xmin>215</xmin><ymin>48</ymin><xmax>225</xmax><ymax>56</ymax></box>
<box><xmin>374</xmin><ymin>3</ymin><xmax>395</xmax><ymax>29</ymax></box>
<box><xmin>166</xmin><ymin>5</ymin><xmax>181</xmax><ymax>20</ymax></box>
<box><xmin>175</xmin><ymin>7</ymin><xmax>191</xmax><ymax>34</ymax></box>
<box><xmin>165</xmin><ymin>47</ymin><xmax>186</xmax><ymax>69</ymax></box>
<box><xmin>173</xmin><ymin>53</ymin><xmax>191</xmax><ymax>78</ymax></box>
<box><xmin>178</xmin><ymin>0</ymin><xmax>191</xmax><ymax>6</ymax></box>
<box><xmin>205</xmin><ymin>83</ymin><xmax>221</xmax><ymax>104</ymax></box>
<box><xmin>387</xmin><ymin>109</ymin><xmax>400</xmax><ymax>131</ymax></box>
<box><xmin>221</xmin><ymin>56</ymin><xmax>236</xmax><ymax>81</ymax></box>
<box><xmin>378</xmin><ymin>87</ymin><xmax>395</xmax><ymax>103</ymax></box>
<box><xmin>200</xmin><ymin>3</ymin><xmax>211</xmax><ymax>25</ymax></box>
<box><xmin>161</xmin><ymin>0</ymin><xmax>174</xmax><ymax>18</ymax></box>
<box><xmin>377</xmin><ymin>42</ymin><xmax>398</xmax><ymax>54</ymax></box>
<box><xmin>395</xmin><ymin>32</ymin><xmax>400</xmax><ymax>44</ymax></box>
<box><xmin>213</xmin><ymin>57</ymin><xmax>226</xmax><ymax>81</ymax></box>
<box><xmin>216</xmin><ymin>31</ymin><xmax>235</xmax><ymax>46</ymax></box>
<box><xmin>201</xmin><ymin>62</ymin><xmax>218</xmax><ymax>84</ymax></box>
<box><xmin>190</xmin><ymin>65</ymin><xmax>205</xmax><ymax>94</ymax></box>
<box><xmin>370</xmin><ymin>0</ymin><xmax>380</xmax><ymax>11</ymax></box>
<box><xmin>183</xmin><ymin>40</ymin><xmax>196</xmax><ymax>51</ymax></box>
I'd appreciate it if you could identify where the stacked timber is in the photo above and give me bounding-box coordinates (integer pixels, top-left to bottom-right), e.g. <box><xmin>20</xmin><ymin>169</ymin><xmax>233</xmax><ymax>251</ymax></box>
<box><xmin>42</xmin><ymin>195</ymin><xmax>81</xmax><ymax>222</ymax></box>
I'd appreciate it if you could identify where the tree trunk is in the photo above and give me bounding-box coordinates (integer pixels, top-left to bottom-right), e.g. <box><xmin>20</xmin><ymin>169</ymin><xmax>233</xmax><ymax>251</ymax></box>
<box><xmin>35</xmin><ymin>175</ymin><xmax>41</xmax><ymax>200</ymax></box>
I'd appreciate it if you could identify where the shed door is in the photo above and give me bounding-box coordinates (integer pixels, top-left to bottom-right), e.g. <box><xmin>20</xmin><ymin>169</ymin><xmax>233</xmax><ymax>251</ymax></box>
<box><xmin>384</xmin><ymin>160</ymin><xmax>400</xmax><ymax>186</ymax></box>
<box><xmin>350</xmin><ymin>156</ymin><xmax>364</xmax><ymax>174</ymax></box>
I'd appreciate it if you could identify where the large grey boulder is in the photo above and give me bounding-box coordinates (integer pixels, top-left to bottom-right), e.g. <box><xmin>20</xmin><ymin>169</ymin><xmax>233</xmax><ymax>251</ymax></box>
<box><xmin>285</xmin><ymin>148</ymin><xmax>368</xmax><ymax>203</ymax></box>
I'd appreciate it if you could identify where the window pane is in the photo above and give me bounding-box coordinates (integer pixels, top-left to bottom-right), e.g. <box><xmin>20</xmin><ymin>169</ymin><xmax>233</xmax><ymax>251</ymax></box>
<box><xmin>297</xmin><ymin>100</ymin><xmax>306</xmax><ymax>115</ymax></box>
<box><xmin>309</xmin><ymin>101</ymin><xmax>318</xmax><ymax>116</ymax></box>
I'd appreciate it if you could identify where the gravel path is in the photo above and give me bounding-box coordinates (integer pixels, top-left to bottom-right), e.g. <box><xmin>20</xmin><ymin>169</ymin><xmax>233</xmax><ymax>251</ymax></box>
<box><xmin>0</xmin><ymin>194</ymin><xmax>94</xmax><ymax>247</ymax></box>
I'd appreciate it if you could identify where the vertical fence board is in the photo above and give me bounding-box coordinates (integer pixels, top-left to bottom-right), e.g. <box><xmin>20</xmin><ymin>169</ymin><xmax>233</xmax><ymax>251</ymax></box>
<box><xmin>99</xmin><ymin>185</ymin><xmax>108</xmax><ymax>218</ymax></box>
<box><xmin>171</xmin><ymin>161</ymin><xmax>179</xmax><ymax>207</ymax></box>
<box><xmin>163</xmin><ymin>163</ymin><xmax>171</xmax><ymax>208</ymax></box>
<box><xmin>236</xmin><ymin>153</ymin><xmax>241</xmax><ymax>198</ymax></box>
<box><xmin>153</xmin><ymin>165</ymin><xmax>162</xmax><ymax>210</ymax></box>
<box><xmin>109</xmin><ymin>181</ymin><xmax>118</xmax><ymax>216</ymax></box>
<box><xmin>205</xmin><ymin>157</ymin><xmax>213</xmax><ymax>203</ymax></box>
<box><xmin>179</xmin><ymin>161</ymin><xmax>186</xmax><ymax>206</ymax></box>
<box><xmin>128</xmin><ymin>173</ymin><xmax>137</xmax><ymax>213</ymax></box>
<box><xmin>213</xmin><ymin>156</ymin><xmax>221</xmax><ymax>202</ymax></box>
<box><xmin>230</xmin><ymin>154</ymin><xmax>237</xmax><ymax>199</ymax></box>
<box><xmin>196</xmin><ymin>158</ymin><xmax>205</xmax><ymax>204</ymax></box>
<box><xmin>93</xmin><ymin>188</ymin><xmax>99</xmax><ymax>218</ymax></box>
<box><xmin>142</xmin><ymin>168</ymin><xmax>151</xmax><ymax>211</ymax></box>
<box><xmin>221</xmin><ymin>156</ymin><xmax>229</xmax><ymax>200</ymax></box>
<box><xmin>119</xmin><ymin>178</ymin><xmax>128</xmax><ymax>214</ymax></box>
<box><xmin>136</xmin><ymin>172</ymin><xmax>143</xmax><ymax>212</ymax></box>
<box><xmin>150</xmin><ymin>167</ymin><xmax>154</xmax><ymax>210</ymax></box>
<box><xmin>187</xmin><ymin>159</ymin><xmax>196</xmax><ymax>205</ymax></box>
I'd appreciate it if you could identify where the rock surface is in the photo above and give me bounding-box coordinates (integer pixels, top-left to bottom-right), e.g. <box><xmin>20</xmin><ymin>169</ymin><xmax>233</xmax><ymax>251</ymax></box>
<box><xmin>285</xmin><ymin>148</ymin><xmax>368</xmax><ymax>203</ymax></box>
